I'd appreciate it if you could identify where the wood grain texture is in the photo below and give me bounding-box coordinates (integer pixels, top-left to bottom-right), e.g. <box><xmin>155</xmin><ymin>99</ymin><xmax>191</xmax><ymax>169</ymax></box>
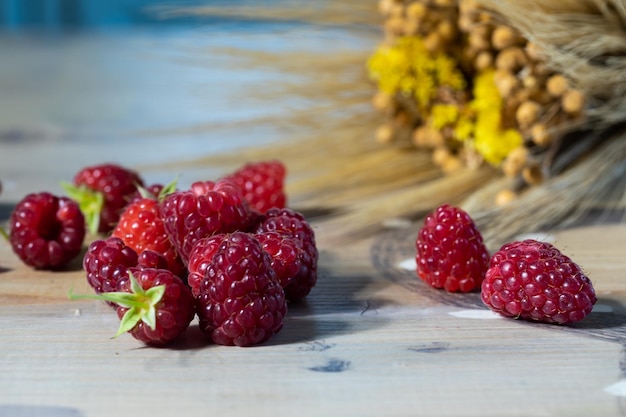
<box><xmin>0</xmin><ymin>222</ymin><xmax>625</xmax><ymax>417</ymax></box>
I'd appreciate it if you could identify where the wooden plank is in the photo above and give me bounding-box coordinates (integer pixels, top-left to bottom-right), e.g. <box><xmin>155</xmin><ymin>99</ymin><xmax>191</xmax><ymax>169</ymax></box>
<box><xmin>0</xmin><ymin>223</ymin><xmax>625</xmax><ymax>416</ymax></box>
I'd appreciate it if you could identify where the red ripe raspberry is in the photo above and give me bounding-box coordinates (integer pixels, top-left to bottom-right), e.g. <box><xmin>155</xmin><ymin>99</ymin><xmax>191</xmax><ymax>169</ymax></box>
<box><xmin>83</xmin><ymin>237</ymin><xmax>138</xmax><ymax>296</ymax></box>
<box><xmin>196</xmin><ymin>232</ymin><xmax>287</xmax><ymax>347</ymax></box>
<box><xmin>9</xmin><ymin>192</ymin><xmax>85</xmax><ymax>269</ymax></box>
<box><xmin>253</xmin><ymin>208</ymin><xmax>318</xmax><ymax>300</ymax></box>
<box><xmin>415</xmin><ymin>204</ymin><xmax>490</xmax><ymax>292</ymax></box>
<box><xmin>160</xmin><ymin>179</ymin><xmax>252</xmax><ymax>265</ymax></box>
<box><xmin>137</xmin><ymin>249</ymin><xmax>170</xmax><ymax>270</ymax></box>
<box><xmin>187</xmin><ymin>234</ymin><xmax>226</xmax><ymax>298</ymax></box>
<box><xmin>256</xmin><ymin>231</ymin><xmax>314</xmax><ymax>301</ymax></box>
<box><xmin>114</xmin><ymin>268</ymin><xmax>196</xmax><ymax>345</ymax></box>
<box><xmin>64</xmin><ymin>163</ymin><xmax>143</xmax><ymax>234</ymax></box>
<box><xmin>83</xmin><ymin>237</ymin><xmax>171</xmax><ymax>306</ymax></box>
<box><xmin>481</xmin><ymin>239</ymin><xmax>597</xmax><ymax>324</ymax></box>
<box><xmin>223</xmin><ymin>160</ymin><xmax>287</xmax><ymax>214</ymax></box>
<box><xmin>70</xmin><ymin>268</ymin><xmax>196</xmax><ymax>346</ymax></box>
<box><xmin>112</xmin><ymin>197</ymin><xmax>185</xmax><ymax>278</ymax></box>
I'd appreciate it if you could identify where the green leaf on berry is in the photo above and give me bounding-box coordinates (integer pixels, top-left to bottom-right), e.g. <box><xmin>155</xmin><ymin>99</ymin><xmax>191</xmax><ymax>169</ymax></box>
<box><xmin>68</xmin><ymin>273</ymin><xmax>165</xmax><ymax>338</ymax></box>
<box><xmin>61</xmin><ymin>182</ymin><xmax>104</xmax><ymax>235</ymax></box>
<box><xmin>136</xmin><ymin>178</ymin><xmax>178</xmax><ymax>202</ymax></box>
<box><xmin>0</xmin><ymin>225</ymin><xmax>8</xmax><ymax>241</ymax></box>
<box><xmin>158</xmin><ymin>178</ymin><xmax>178</xmax><ymax>201</ymax></box>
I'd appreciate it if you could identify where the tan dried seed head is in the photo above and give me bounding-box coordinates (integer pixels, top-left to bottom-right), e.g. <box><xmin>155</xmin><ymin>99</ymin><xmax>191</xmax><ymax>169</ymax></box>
<box><xmin>502</xmin><ymin>146</ymin><xmax>528</xmax><ymax>177</ymax></box>
<box><xmin>516</xmin><ymin>100</ymin><xmax>541</xmax><ymax>129</ymax></box>
<box><xmin>494</xmin><ymin>70</ymin><xmax>520</xmax><ymax>98</ymax></box>
<box><xmin>530</xmin><ymin>123</ymin><xmax>552</xmax><ymax>147</ymax></box>
<box><xmin>495</xmin><ymin>189</ymin><xmax>517</xmax><ymax>206</ymax></box>
<box><xmin>406</xmin><ymin>2</ymin><xmax>428</xmax><ymax>21</ymax></box>
<box><xmin>495</xmin><ymin>47</ymin><xmax>527</xmax><ymax>72</ymax></box>
<box><xmin>546</xmin><ymin>74</ymin><xmax>569</xmax><ymax>97</ymax></box>
<box><xmin>371</xmin><ymin>91</ymin><xmax>394</xmax><ymax>112</ymax></box>
<box><xmin>562</xmin><ymin>90</ymin><xmax>585</xmax><ymax>114</ymax></box>
<box><xmin>424</xmin><ymin>32</ymin><xmax>443</xmax><ymax>53</ymax></box>
<box><xmin>475</xmin><ymin>51</ymin><xmax>494</xmax><ymax>71</ymax></box>
<box><xmin>491</xmin><ymin>25</ymin><xmax>521</xmax><ymax>50</ymax></box>
<box><xmin>376</xmin><ymin>124</ymin><xmax>395</xmax><ymax>144</ymax></box>
<box><xmin>522</xmin><ymin>163</ymin><xmax>544</xmax><ymax>185</ymax></box>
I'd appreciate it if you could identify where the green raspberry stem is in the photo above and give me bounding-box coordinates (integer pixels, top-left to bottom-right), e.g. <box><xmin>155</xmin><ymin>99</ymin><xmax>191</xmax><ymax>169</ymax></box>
<box><xmin>61</xmin><ymin>182</ymin><xmax>104</xmax><ymax>235</ymax></box>
<box><xmin>68</xmin><ymin>273</ymin><xmax>165</xmax><ymax>338</ymax></box>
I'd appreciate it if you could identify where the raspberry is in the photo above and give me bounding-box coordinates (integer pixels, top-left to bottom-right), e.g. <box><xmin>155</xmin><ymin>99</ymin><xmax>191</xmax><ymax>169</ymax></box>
<box><xmin>187</xmin><ymin>234</ymin><xmax>226</xmax><ymax>298</ymax></box>
<box><xmin>160</xmin><ymin>179</ymin><xmax>252</xmax><ymax>265</ymax></box>
<box><xmin>252</xmin><ymin>208</ymin><xmax>318</xmax><ymax>300</ymax></box>
<box><xmin>223</xmin><ymin>160</ymin><xmax>286</xmax><ymax>214</ymax></box>
<box><xmin>196</xmin><ymin>232</ymin><xmax>287</xmax><ymax>346</ymax></box>
<box><xmin>63</xmin><ymin>163</ymin><xmax>143</xmax><ymax>234</ymax></box>
<box><xmin>83</xmin><ymin>237</ymin><xmax>171</xmax><ymax>306</ymax></box>
<box><xmin>481</xmin><ymin>239</ymin><xmax>597</xmax><ymax>324</ymax></box>
<box><xmin>415</xmin><ymin>204</ymin><xmax>490</xmax><ymax>292</ymax></box>
<box><xmin>116</xmin><ymin>268</ymin><xmax>195</xmax><ymax>345</ymax></box>
<box><xmin>9</xmin><ymin>192</ymin><xmax>85</xmax><ymax>269</ymax></box>
<box><xmin>112</xmin><ymin>197</ymin><xmax>185</xmax><ymax>278</ymax></box>
<box><xmin>137</xmin><ymin>249</ymin><xmax>170</xmax><ymax>270</ymax></box>
<box><xmin>83</xmin><ymin>237</ymin><xmax>138</xmax><ymax>296</ymax></box>
<box><xmin>71</xmin><ymin>269</ymin><xmax>196</xmax><ymax>346</ymax></box>
<box><xmin>256</xmin><ymin>231</ymin><xmax>314</xmax><ymax>301</ymax></box>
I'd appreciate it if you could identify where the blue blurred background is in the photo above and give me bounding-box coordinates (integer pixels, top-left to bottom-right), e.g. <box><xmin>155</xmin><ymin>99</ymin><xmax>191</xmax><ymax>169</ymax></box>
<box><xmin>0</xmin><ymin>0</ymin><xmax>375</xmax><ymax>200</ymax></box>
<box><xmin>0</xmin><ymin>0</ymin><xmax>239</xmax><ymax>30</ymax></box>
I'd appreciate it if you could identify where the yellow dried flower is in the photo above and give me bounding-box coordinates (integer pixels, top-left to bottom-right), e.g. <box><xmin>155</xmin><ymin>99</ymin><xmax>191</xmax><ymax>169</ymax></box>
<box><xmin>450</xmin><ymin>70</ymin><xmax>522</xmax><ymax>165</ymax></box>
<box><xmin>367</xmin><ymin>45</ymin><xmax>409</xmax><ymax>95</ymax></box>
<box><xmin>430</xmin><ymin>103</ymin><xmax>459</xmax><ymax>129</ymax></box>
<box><xmin>367</xmin><ymin>36</ymin><xmax>466</xmax><ymax>114</ymax></box>
<box><xmin>453</xmin><ymin>113</ymin><xmax>474</xmax><ymax>141</ymax></box>
<box><xmin>469</xmin><ymin>70</ymin><xmax>522</xmax><ymax>165</ymax></box>
<box><xmin>368</xmin><ymin>36</ymin><xmax>522</xmax><ymax>167</ymax></box>
<box><xmin>431</xmin><ymin>54</ymin><xmax>465</xmax><ymax>92</ymax></box>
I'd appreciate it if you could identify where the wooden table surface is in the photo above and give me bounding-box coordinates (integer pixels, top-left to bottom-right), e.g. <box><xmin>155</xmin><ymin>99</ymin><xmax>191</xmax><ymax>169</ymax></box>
<box><xmin>1</xmin><ymin>211</ymin><xmax>625</xmax><ymax>416</ymax></box>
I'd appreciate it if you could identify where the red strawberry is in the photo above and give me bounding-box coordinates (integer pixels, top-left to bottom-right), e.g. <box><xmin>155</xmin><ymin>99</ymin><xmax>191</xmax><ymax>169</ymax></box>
<box><xmin>415</xmin><ymin>204</ymin><xmax>490</xmax><ymax>292</ymax></box>
<box><xmin>111</xmin><ymin>196</ymin><xmax>185</xmax><ymax>278</ymax></box>
<box><xmin>252</xmin><ymin>208</ymin><xmax>318</xmax><ymax>300</ymax></box>
<box><xmin>71</xmin><ymin>268</ymin><xmax>195</xmax><ymax>346</ymax></box>
<box><xmin>187</xmin><ymin>234</ymin><xmax>226</xmax><ymax>298</ymax></box>
<box><xmin>9</xmin><ymin>191</ymin><xmax>85</xmax><ymax>269</ymax></box>
<box><xmin>481</xmin><ymin>239</ymin><xmax>597</xmax><ymax>324</ymax></box>
<box><xmin>160</xmin><ymin>179</ymin><xmax>252</xmax><ymax>265</ymax></box>
<box><xmin>223</xmin><ymin>160</ymin><xmax>286</xmax><ymax>214</ymax></box>
<box><xmin>196</xmin><ymin>232</ymin><xmax>287</xmax><ymax>346</ymax></box>
<box><xmin>63</xmin><ymin>163</ymin><xmax>143</xmax><ymax>234</ymax></box>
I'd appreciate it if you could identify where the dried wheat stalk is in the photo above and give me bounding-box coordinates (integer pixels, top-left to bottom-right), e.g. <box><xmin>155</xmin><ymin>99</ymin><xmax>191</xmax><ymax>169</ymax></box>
<box><xmin>151</xmin><ymin>0</ymin><xmax>625</xmax><ymax>245</ymax></box>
